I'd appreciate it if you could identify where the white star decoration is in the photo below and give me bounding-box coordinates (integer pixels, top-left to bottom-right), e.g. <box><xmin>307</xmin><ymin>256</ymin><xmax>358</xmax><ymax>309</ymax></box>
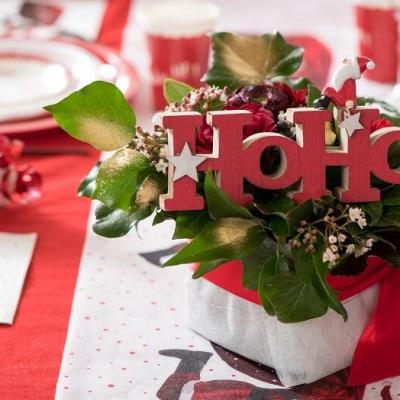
<box><xmin>339</xmin><ymin>111</ymin><xmax>364</xmax><ymax>137</ymax></box>
<box><xmin>167</xmin><ymin>142</ymin><xmax>206</xmax><ymax>182</ymax></box>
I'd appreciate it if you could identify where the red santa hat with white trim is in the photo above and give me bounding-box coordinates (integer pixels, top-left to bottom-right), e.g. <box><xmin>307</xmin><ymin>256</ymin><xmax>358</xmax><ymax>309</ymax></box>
<box><xmin>355</xmin><ymin>56</ymin><xmax>375</xmax><ymax>74</ymax></box>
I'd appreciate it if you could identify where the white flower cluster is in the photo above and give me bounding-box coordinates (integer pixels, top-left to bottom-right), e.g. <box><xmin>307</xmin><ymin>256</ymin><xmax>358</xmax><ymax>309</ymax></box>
<box><xmin>322</xmin><ymin>233</ymin><xmax>348</xmax><ymax>263</ymax></box>
<box><xmin>166</xmin><ymin>85</ymin><xmax>228</xmax><ymax>113</ymax></box>
<box><xmin>348</xmin><ymin>207</ymin><xmax>368</xmax><ymax>229</ymax></box>
<box><xmin>322</xmin><ymin>207</ymin><xmax>374</xmax><ymax>265</ymax></box>
<box><xmin>133</xmin><ymin>126</ymin><xmax>169</xmax><ymax>175</ymax></box>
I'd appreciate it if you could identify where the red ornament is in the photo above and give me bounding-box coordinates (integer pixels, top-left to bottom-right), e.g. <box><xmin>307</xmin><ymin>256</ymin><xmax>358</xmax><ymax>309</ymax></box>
<box><xmin>322</xmin><ymin>56</ymin><xmax>375</xmax><ymax>109</ymax></box>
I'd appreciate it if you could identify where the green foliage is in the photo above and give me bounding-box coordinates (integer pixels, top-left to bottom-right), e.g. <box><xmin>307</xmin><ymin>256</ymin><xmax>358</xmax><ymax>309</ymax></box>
<box><xmin>268</xmin><ymin>199</ymin><xmax>313</xmax><ymax>242</ymax></box>
<box><xmin>204</xmin><ymin>170</ymin><xmax>254</xmax><ymax>219</ymax></box>
<box><xmin>163</xmin><ymin>78</ymin><xmax>194</xmax><ymax>104</ymax></box>
<box><xmin>258</xmin><ymin>254</ymin><xmax>285</xmax><ymax>315</ymax></box>
<box><xmin>173</xmin><ymin>211</ymin><xmax>212</xmax><ymax>239</ymax></box>
<box><xmin>204</xmin><ymin>32</ymin><xmax>303</xmax><ymax>89</ymax></box>
<box><xmin>44</xmin><ymin>81</ymin><xmax>136</xmax><ymax>151</ymax></box>
<box><xmin>307</xmin><ymin>84</ymin><xmax>321</xmax><ymax>107</ymax></box>
<box><xmin>93</xmin><ymin>148</ymin><xmax>151</xmax><ymax>211</ymax></box>
<box><xmin>358</xmin><ymin>201</ymin><xmax>382</xmax><ymax>226</ymax></box>
<box><xmin>92</xmin><ymin>203</ymin><xmax>152</xmax><ymax>238</ymax></box>
<box><xmin>192</xmin><ymin>259</ymin><xmax>228</xmax><ymax>279</ymax></box>
<box><xmin>164</xmin><ymin>217</ymin><xmax>266</xmax><ymax>266</ymax></box>
<box><xmin>77</xmin><ymin>162</ymin><xmax>101</xmax><ymax>198</ymax></box>
<box><xmin>260</xmin><ymin>272</ymin><xmax>328</xmax><ymax>323</ymax></box>
<box><xmin>382</xmin><ymin>186</ymin><xmax>400</xmax><ymax>206</ymax></box>
<box><xmin>242</xmin><ymin>238</ymin><xmax>277</xmax><ymax>290</ymax></box>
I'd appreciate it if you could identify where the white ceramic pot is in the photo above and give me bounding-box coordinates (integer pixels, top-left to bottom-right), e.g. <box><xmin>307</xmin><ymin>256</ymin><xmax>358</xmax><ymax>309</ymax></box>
<box><xmin>186</xmin><ymin>269</ymin><xmax>378</xmax><ymax>387</ymax></box>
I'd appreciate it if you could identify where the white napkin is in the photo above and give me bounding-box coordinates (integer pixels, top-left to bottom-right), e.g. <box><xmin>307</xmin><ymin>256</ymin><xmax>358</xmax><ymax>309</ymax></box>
<box><xmin>0</xmin><ymin>232</ymin><xmax>37</xmax><ymax>324</ymax></box>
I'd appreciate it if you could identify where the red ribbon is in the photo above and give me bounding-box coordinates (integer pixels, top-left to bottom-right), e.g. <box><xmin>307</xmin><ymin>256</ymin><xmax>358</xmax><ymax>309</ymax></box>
<box><xmin>201</xmin><ymin>257</ymin><xmax>399</xmax><ymax>385</ymax></box>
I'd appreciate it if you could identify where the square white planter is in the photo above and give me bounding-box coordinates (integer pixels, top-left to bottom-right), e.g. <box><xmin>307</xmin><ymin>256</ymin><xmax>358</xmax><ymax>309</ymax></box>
<box><xmin>187</xmin><ymin>272</ymin><xmax>378</xmax><ymax>387</ymax></box>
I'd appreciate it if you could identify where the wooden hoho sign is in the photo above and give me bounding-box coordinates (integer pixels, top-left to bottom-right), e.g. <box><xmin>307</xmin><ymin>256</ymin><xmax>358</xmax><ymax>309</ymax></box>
<box><xmin>159</xmin><ymin>107</ymin><xmax>400</xmax><ymax>211</ymax></box>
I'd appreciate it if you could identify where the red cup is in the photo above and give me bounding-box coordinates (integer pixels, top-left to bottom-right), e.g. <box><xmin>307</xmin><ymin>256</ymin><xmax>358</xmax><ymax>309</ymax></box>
<box><xmin>138</xmin><ymin>1</ymin><xmax>219</xmax><ymax>110</ymax></box>
<box><xmin>146</xmin><ymin>34</ymin><xmax>211</xmax><ymax>110</ymax></box>
<box><xmin>355</xmin><ymin>2</ymin><xmax>398</xmax><ymax>83</ymax></box>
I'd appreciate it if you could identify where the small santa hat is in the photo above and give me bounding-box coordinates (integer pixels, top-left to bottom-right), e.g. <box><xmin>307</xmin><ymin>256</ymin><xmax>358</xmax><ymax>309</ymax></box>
<box><xmin>356</xmin><ymin>56</ymin><xmax>375</xmax><ymax>74</ymax></box>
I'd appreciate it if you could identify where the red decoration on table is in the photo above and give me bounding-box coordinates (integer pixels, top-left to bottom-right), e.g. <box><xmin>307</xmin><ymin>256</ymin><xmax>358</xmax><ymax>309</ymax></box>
<box><xmin>161</xmin><ymin>105</ymin><xmax>400</xmax><ymax>210</ymax></box>
<box><xmin>355</xmin><ymin>4</ymin><xmax>398</xmax><ymax>83</ymax></box>
<box><xmin>0</xmin><ymin>131</ymin><xmax>99</xmax><ymax>399</ymax></box>
<box><xmin>0</xmin><ymin>134</ymin><xmax>41</xmax><ymax>205</ymax></box>
<box><xmin>322</xmin><ymin>57</ymin><xmax>375</xmax><ymax>109</ymax></box>
<box><xmin>147</xmin><ymin>34</ymin><xmax>211</xmax><ymax>110</ymax></box>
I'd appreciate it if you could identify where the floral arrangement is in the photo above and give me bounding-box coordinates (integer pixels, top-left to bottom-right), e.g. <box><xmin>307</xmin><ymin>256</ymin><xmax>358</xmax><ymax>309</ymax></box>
<box><xmin>45</xmin><ymin>32</ymin><xmax>400</xmax><ymax>323</ymax></box>
<box><xmin>0</xmin><ymin>135</ymin><xmax>41</xmax><ymax>206</ymax></box>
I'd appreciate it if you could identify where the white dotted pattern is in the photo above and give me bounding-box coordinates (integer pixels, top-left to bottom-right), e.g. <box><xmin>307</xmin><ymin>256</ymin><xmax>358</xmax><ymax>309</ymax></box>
<box><xmin>55</xmin><ymin>206</ymin><xmax>281</xmax><ymax>399</ymax></box>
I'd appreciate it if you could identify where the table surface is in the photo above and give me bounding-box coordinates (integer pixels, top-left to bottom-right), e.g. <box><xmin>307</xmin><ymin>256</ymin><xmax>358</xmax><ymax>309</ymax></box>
<box><xmin>1</xmin><ymin>0</ymin><xmax>399</xmax><ymax>399</ymax></box>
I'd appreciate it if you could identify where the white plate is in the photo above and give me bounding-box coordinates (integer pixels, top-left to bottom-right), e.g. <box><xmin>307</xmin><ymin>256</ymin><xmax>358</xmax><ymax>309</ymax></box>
<box><xmin>0</xmin><ymin>38</ymin><xmax>103</xmax><ymax>122</ymax></box>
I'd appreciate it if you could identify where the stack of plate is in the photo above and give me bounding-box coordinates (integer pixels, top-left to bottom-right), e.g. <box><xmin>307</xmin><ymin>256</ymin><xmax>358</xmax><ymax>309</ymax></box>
<box><xmin>0</xmin><ymin>37</ymin><xmax>138</xmax><ymax>137</ymax></box>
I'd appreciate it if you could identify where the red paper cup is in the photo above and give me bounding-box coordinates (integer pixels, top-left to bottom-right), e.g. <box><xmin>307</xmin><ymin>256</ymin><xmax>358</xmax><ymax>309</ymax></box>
<box><xmin>355</xmin><ymin>2</ymin><xmax>399</xmax><ymax>83</ymax></box>
<box><xmin>138</xmin><ymin>1</ymin><xmax>219</xmax><ymax>110</ymax></box>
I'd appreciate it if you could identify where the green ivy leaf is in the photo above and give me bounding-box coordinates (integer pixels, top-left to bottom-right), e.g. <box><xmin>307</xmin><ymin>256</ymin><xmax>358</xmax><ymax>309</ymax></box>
<box><xmin>268</xmin><ymin>199</ymin><xmax>313</xmax><ymax>242</ymax></box>
<box><xmin>77</xmin><ymin>162</ymin><xmax>101</xmax><ymax>198</ymax></box>
<box><xmin>205</xmin><ymin>170</ymin><xmax>254</xmax><ymax>220</ymax></box>
<box><xmin>164</xmin><ymin>217</ymin><xmax>266</xmax><ymax>266</ymax></box>
<box><xmin>286</xmin><ymin>199</ymin><xmax>313</xmax><ymax>233</ymax></box>
<box><xmin>92</xmin><ymin>203</ymin><xmax>152</xmax><ymax>238</ymax></box>
<box><xmin>163</xmin><ymin>78</ymin><xmax>194</xmax><ymax>104</ymax></box>
<box><xmin>93</xmin><ymin>148</ymin><xmax>151</xmax><ymax>211</ymax></box>
<box><xmin>262</xmin><ymin>272</ymin><xmax>327</xmax><ymax>323</ymax></box>
<box><xmin>357</xmin><ymin>201</ymin><xmax>382</xmax><ymax>226</ymax></box>
<box><xmin>269</xmin><ymin>214</ymin><xmax>289</xmax><ymax>241</ymax></box>
<box><xmin>307</xmin><ymin>84</ymin><xmax>321</xmax><ymax>108</ymax></box>
<box><xmin>204</xmin><ymin>32</ymin><xmax>303</xmax><ymax>89</ymax></box>
<box><xmin>258</xmin><ymin>254</ymin><xmax>285</xmax><ymax>315</ymax></box>
<box><xmin>153</xmin><ymin>210</ymin><xmax>175</xmax><ymax>226</ymax></box>
<box><xmin>173</xmin><ymin>211</ymin><xmax>212</xmax><ymax>239</ymax></box>
<box><xmin>311</xmin><ymin>250</ymin><xmax>348</xmax><ymax>320</ymax></box>
<box><xmin>292</xmin><ymin>246</ymin><xmax>313</xmax><ymax>284</ymax></box>
<box><xmin>377</xmin><ymin>206</ymin><xmax>400</xmax><ymax>228</ymax></box>
<box><xmin>370</xmin><ymin>231</ymin><xmax>400</xmax><ymax>266</ymax></box>
<box><xmin>192</xmin><ymin>259</ymin><xmax>228</xmax><ymax>279</ymax></box>
<box><xmin>135</xmin><ymin>173</ymin><xmax>166</xmax><ymax>208</ymax></box>
<box><xmin>44</xmin><ymin>81</ymin><xmax>136</xmax><ymax>151</ymax></box>
<box><xmin>293</xmin><ymin>240</ymin><xmax>347</xmax><ymax>320</ymax></box>
<box><xmin>254</xmin><ymin>194</ymin><xmax>295</xmax><ymax>215</ymax></box>
<box><xmin>382</xmin><ymin>186</ymin><xmax>400</xmax><ymax>206</ymax></box>
<box><xmin>242</xmin><ymin>237</ymin><xmax>277</xmax><ymax>290</ymax></box>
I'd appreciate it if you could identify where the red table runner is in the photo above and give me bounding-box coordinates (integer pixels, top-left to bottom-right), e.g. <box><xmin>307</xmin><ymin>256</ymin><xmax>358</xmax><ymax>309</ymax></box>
<box><xmin>0</xmin><ymin>131</ymin><xmax>98</xmax><ymax>399</ymax></box>
<box><xmin>0</xmin><ymin>1</ymin><xmax>131</xmax><ymax>397</ymax></box>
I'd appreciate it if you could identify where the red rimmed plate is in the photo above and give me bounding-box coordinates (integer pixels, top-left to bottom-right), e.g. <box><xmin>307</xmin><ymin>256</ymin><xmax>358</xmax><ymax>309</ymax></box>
<box><xmin>1</xmin><ymin>37</ymin><xmax>139</xmax><ymax>137</ymax></box>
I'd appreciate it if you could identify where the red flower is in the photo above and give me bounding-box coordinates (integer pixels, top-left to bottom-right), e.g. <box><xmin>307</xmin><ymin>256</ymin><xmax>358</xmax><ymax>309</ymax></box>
<box><xmin>371</xmin><ymin>118</ymin><xmax>393</xmax><ymax>132</ymax></box>
<box><xmin>291</xmin><ymin>88</ymin><xmax>308</xmax><ymax>107</ymax></box>
<box><xmin>227</xmin><ymin>82</ymin><xmax>308</xmax><ymax>116</ymax></box>
<box><xmin>197</xmin><ymin>117</ymin><xmax>214</xmax><ymax>153</ymax></box>
<box><xmin>237</xmin><ymin>103</ymin><xmax>276</xmax><ymax>138</ymax></box>
<box><xmin>196</xmin><ymin>103</ymin><xmax>277</xmax><ymax>153</ymax></box>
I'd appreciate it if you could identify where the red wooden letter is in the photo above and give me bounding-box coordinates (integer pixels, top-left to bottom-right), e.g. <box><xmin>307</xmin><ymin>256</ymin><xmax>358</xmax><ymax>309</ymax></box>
<box><xmin>288</xmin><ymin>107</ymin><xmax>380</xmax><ymax>203</ymax></box>
<box><xmin>243</xmin><ymin>133</ymin><xmax>301</xmax><ymax>190</ymax></box>
<box><xmin>159</xmin><ymin>112</ymin><xmax>204</xmax><ymax>211</ymax></box>
<box><xmin>371</xmin><ymin>128</ymin><xmax>400</xmax><ymax>184</ymax></box>
<box><xmin>198</xmin><ymin>111</ymin><xmax>253</xmax><ymax>205</ymax></box>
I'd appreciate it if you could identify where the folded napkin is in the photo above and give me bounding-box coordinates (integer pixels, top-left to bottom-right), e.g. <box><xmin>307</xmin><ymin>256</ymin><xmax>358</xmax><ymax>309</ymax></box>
<box><xmin>0</xmin><ymin>232</ymin><xmax>37</xmax><ymax>324</ymax></box>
